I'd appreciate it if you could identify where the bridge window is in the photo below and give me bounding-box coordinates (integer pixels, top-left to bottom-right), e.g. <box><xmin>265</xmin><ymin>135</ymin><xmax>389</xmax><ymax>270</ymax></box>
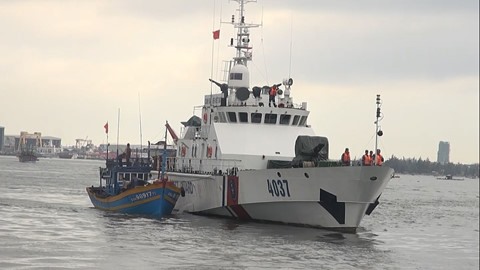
<box><xmin>192</xmin><ymin>144</ymin><xmax>198</xmax><ymax>157</ymax></box>
<box><xmin>227</xmin><ymin>112</ymin><xmax>237</xmax><ymax>122</ymax></box>
<box><xmin>239</xmin><ymin>112</ymin><xmax>248</xmax><ymax>123</ymax></box>
<box><xmin>251</xmin><ymin>113</ymin><xmax>262</xmax><ymax>123</ymax></box>
<box><xmin>264</xmin><ymin>113</ymin><xmax>277</xmax><ymax>124</ymax></box>
<box><xmin>218</xmin><ymin>112</ymin><xmax>227</xmax><ymax>123</ymax></box>
<box><xmin>292</xmin><ymin>115</ymin><xmax>300</xmax><ymax>126</ymax></box>
<box><xmin>279</xmin><ymin>114</ymin><xmax>291</xmax><ymax>125</ymax></box>
<box><xmin>299</xmin><ymin>116</ymin><xmax>307</xmax><ymax>126</ymax></box>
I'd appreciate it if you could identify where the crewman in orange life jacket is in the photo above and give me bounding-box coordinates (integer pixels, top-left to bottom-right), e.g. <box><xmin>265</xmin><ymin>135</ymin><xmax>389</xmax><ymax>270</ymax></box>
<box><xmin>375</xmin><ymin>149</ymin><xmax>384</xmax><ymax>166</ymax></box>
<box><xmin>341</xmin><ymin>148</ymin><xmax>351</xmax><ymax>166</ymax></box>
<box><xmin>269</xmin><ymin>83</ymin><xmax>281</xmax><ymax>107</ymax></box>
<box><xmin>362</xmin><ymin>150</ymin><xmax>372</xmax><ymax>166</ymax></box>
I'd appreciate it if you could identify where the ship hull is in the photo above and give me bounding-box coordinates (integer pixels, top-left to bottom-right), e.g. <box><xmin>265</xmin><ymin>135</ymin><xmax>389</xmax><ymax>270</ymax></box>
<box><xmin>18</xmin><ymin>155</ymin><xmax>38</xmax><ymax>162</ymax></box>
<box><xmin>86</xmin><ymin>183</ymin><xmax>181</xmax><ymax>218</ymax></box>
<box><xmin>169</xmin><ymin>166</ymin><xmax>394</xmax><ymax>232</ymax></box>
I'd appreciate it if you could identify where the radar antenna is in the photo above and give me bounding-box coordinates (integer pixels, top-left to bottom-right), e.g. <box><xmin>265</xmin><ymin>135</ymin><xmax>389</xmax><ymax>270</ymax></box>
<box><xmin>230</xmin><ymin>0</ymin><xmax>261</xmax><ymax>67</ymax></box>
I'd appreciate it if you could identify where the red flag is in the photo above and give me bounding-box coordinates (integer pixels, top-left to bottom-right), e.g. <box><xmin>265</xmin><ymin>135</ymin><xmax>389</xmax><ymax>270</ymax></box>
<box><xmin>104</xmin><ymin>122</ymin><xmax>108</xmax><ymax>134</ymax></box>
<box><xmin>212</xmin><ymin>29</ymin><xmax>220</xmax><ymax>40</ymax></box>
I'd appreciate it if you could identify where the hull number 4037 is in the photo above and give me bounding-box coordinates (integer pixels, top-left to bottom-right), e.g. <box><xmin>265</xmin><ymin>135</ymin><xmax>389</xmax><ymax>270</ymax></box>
<box><xmin>267</xmin><ymin>179</ymin><xmax>291</xmax><ymax>197</ymax></box>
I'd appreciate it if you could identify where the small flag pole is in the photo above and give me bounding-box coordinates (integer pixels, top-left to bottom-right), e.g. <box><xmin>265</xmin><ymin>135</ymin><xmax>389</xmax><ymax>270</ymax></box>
<box><xmin>116</xmin><ymin>108</ymin><xmax>120</xmax><ymax>160</ymax></box>
<box><xmin>210</xmin><ymin>0</ymin><xmax>217</xmax><ymax>106</ymax></box>
<box><xmin>106</xmin><ymin>122</ymin><xmax>109</xmax><ymax>144</ymax></box>
<box><xmin>104</xmin><ymin>121</ymin><xmax>109</xmax><ymax>160</ymax></box>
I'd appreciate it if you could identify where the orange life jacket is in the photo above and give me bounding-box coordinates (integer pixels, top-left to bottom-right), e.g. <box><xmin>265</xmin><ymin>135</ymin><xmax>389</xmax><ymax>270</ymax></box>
<box><xmin>269</xmin><ymin>86</ymin><xmax>277</xmax><ymax>96</ymax></box>
<box><xmin>376</xmin><ymin>154</ymin><xmax>383</xmax><ymax>166</ymax></box>
<box><xmin>363</xmin><ymin>154</ymin><xmax>372</xmax><ymax>166</ymax></box>
<box><xmin>342</xmin><ymin>152</ymin><xmax>350</xmax><ymax>164</ymax></box>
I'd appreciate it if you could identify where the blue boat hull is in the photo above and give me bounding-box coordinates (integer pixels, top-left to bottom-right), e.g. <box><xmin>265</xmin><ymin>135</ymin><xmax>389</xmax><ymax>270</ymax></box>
<box><xmin>86</xmin><ymin>183</ymin><xmax>181</xmax><ymax>218</ymax></box>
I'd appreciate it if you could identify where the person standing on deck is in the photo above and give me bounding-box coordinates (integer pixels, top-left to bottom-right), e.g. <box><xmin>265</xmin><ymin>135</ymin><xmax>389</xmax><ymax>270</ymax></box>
<box><xmin>125</xmin><ymin>143</ymin><xmax>132</xmax><ymax>166</ymax></box>
<box><xmin>341</xmin><ymin>148</ymin><xmax>351</xmax><ymax>166</ymax></box>
<box><xmin>362</xmin><ymin>150</ymin><xmax>372</xmax><ymax>166</ymax></box>
<box><xmin>269</xmin><ymin>84</ymin><xmax>281</xmax><ymax>107</ymax></box>
<box><xmin>374</xmin><ymin>149</ymin><xmax>384</xmax><ymax>166</ymax></box>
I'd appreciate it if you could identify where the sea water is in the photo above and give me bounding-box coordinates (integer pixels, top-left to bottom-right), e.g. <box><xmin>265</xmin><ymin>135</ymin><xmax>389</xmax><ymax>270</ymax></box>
<box><xmin>0</xmin><ymin>156</ymin><xmax>478</xmax><ymax>269</ymax></box>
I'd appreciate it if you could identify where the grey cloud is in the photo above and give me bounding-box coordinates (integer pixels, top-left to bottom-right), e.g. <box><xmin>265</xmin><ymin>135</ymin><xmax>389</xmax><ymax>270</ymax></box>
<box><xmin>264</xmin><ymin>0</ymin><xmax>478</xmax><ymax>14</ymax></box>
<box><xmin>103</xmin><ymin>0</ymin><xmax>212</xmax><ymax>21</ymax></box>
<box><xmin>249</xmin><ymin>1</ymin><xmax>479</xmax><ymax>86</ymax></box>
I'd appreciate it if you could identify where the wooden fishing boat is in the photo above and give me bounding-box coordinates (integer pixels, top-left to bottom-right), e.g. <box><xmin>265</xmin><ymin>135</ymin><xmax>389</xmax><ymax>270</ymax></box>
<box><xmin>86</xmin><ymin>143</ymin><xmax>181</xmax><ymax>218</ymax></box>
<box><xmin>17</xmin><ymin>148</ymin><xmax>38</xmax><ymax>162</ymax></box>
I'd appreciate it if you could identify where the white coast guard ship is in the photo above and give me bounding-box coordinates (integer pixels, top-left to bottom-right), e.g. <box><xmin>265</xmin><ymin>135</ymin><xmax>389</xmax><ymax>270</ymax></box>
<box><xmin>164</xmin><ymin>0</ymin><xmax>394</xmax><ymax>232</ymax></box>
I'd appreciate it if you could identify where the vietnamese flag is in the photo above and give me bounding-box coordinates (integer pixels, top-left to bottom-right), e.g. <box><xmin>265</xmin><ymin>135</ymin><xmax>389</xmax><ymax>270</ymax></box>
<box><xmin>213</xmin><ymin>29</ymin><xmax>220</xmax><ymax>40</ymax></box>
<box><xmin>104</xmin><ymin>122</ymin><xmax>108</xmax><ymax>134</ymax></box>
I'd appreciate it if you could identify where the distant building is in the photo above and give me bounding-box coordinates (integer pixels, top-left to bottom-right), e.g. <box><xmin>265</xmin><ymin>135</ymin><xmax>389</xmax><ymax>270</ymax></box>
<box><xmin>0</xmin><ymin>126</ymin><xmax>4</xmax><ymax>152</ymax></box>
<box><xmin>2</xmin><ymin>132</ymin><xmax>62</xmax><ymax>156</ymax></box>
<box><xmin>3</xmin><ymin>135</ymin><xmax>16</xmax><ymax>153</ymax></box>
<box><xmin>437</xmin><ymin>141</ymin><xmax>450</xmax><ymax>164</ymax></box>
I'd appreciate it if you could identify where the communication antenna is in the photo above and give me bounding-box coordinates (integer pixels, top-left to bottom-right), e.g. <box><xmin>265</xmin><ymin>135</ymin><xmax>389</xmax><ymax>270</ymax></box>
<box><xmin>288</xmin><ymin>12</ymin><xmax>293</xmax><ymax>79</ymax></box>
<box><xmin>209</xmin><ymin>0</ymin><xmax>217</xmax><ymax>106</ymax></box>
<box><xmin>138</xmin><ymin>92</ymin><xmax>143</xmax><ymax>151</ymax></box>
<box><xmin>116</xmin><ymin>108</ymin><xmax>120</xmax><ymax>158</ymax></box>
<box><xmin>374</xmin><ymin>95</ymin><xmax>384</xmax><ymax>165</ymax></box>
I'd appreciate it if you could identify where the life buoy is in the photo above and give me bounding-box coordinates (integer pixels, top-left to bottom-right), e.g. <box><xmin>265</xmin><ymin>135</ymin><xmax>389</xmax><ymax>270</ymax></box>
<box><xmin>181</xmin><ymin>146</ymin><xmax>186</xmax><ymax>157</ymax></box>
<box><xmin>206</xmin><ymin>146</ymin><xmax>213</xmax><ymax>158</ymax></box>
<box><xmin>203</xmin><ymin>113</ymin><xmax>208</xmax><ymax>123</ymax></box>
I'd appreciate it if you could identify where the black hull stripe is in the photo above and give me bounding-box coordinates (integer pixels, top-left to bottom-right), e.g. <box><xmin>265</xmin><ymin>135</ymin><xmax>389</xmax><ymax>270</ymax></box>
<box><xmin>319</xmin><ymin>189</ymin><xmax>345</xmax><ymax>225</ymax></box>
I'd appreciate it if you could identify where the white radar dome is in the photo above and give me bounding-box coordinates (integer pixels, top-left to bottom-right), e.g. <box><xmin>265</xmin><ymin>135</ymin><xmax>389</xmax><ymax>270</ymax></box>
<box><xmin>228</xmin><ymin>64</ymin><xmax>250</xmax><ymax>88</ymax></box>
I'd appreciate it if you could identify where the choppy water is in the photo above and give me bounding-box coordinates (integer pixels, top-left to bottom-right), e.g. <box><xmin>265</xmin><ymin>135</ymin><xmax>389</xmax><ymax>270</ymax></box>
<box><xmin>0</xmin><ymin>156</ymin><xmax>478</xmax><ymax>269</ymax></box>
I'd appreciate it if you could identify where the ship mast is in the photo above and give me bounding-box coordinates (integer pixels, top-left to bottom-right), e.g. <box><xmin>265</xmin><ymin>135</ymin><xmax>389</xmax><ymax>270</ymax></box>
<box><xmin>374</xmin><ymin>94</ymin><xmax>383</xmax><ymax>165</ymax></box>
<box><xmin>231</xmin><ymin>0</ymin><xmax>260</xmax><ymax>66</ymax></box>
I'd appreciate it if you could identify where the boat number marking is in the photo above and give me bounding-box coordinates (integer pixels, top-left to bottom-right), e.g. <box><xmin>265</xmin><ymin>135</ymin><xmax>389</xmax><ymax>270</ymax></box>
<box><xmin>165</xmin><ymin>190</ymin><xmax>180</xmax><ymax>200</ymax></box>
<box><xmin>131</xmin><ymin>191</ymin><xmax>156</xmax><ymax>202</ymax></box>
<box><xmin>267</xmin><ymin>179</ymin><xmax>291</xmax><ymax>197</ymax></box>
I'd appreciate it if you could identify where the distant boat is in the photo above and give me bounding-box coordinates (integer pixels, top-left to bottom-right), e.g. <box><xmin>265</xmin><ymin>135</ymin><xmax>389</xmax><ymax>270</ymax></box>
<box><xmin>436</xmin><ymin>174</ymin><xmax>464</xmax><ymax>181</ymax></box>
<box><xmin>17</xmin><ymin>148</ymin><xmax>38</xmax><ymax>163</ymax></box>
<box><xmin>17</xmin><ymin>132</ymin><xmax>39</xmax><ymax>162</ymax></box>
<box><xmin>58</xmin><ymin>151</ymin><xmax>73</xmax><ymax>159</ymax></box>
<box><xmin>86</xmin><ymin>144</ymin><xmax>181</xmax><ymax>218</ymax></box>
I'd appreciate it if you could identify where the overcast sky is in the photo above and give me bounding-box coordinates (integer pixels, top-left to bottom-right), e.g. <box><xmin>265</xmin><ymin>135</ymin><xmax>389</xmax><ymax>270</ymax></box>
<box><xmin>0</xmin><ymin>0</ymin><xmax>478</xmax><ymax>164</ymax></box>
